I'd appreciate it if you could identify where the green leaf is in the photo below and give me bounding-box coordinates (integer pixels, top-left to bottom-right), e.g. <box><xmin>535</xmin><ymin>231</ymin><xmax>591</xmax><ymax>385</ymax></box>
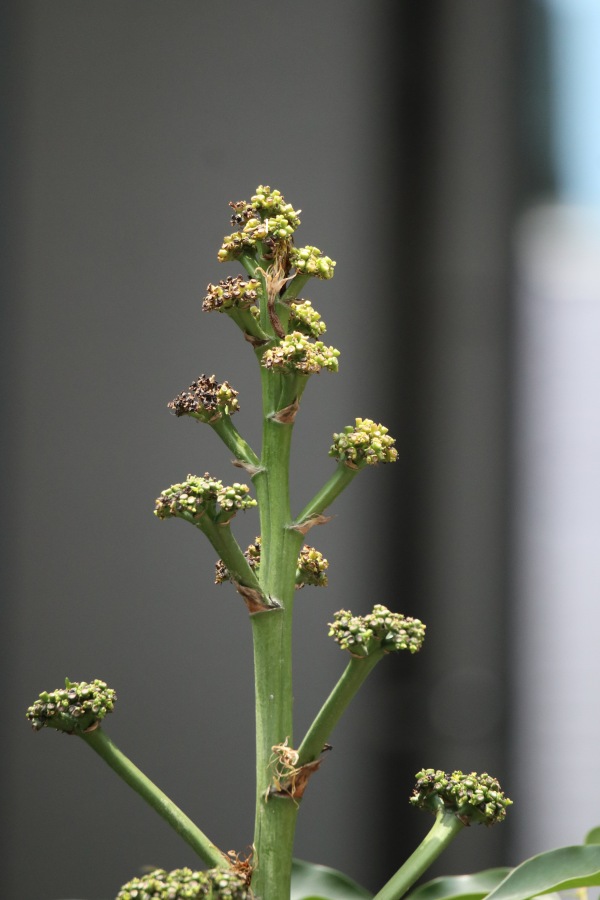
<box><xmin>405</xmin><ymin>868</ymin><xmax>511</xmax><ymax>900</ymax></box>
<box><xmin>291</xmin><ymin>859</ymin><xmax>373</xmax><ymax>900</ymax></box>
<box><xmin>485</xmin><ymin>845</ymin><xmax>600</xmax><ymax>900</ymax></box>
<box><xmin>586</xmin><ymin>827</ymin><xmax>600</xmax><ymax>845</ymax></box>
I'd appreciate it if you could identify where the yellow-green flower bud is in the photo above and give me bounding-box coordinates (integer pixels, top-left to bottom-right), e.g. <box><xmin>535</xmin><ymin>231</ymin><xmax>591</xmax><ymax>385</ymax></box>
<box><xmin>296</xmin><ymin>545</ymin><xmax>329</xmax><ymax>588</ymax></box>
<box><xmin>289</xmin><ymin>300</ymin><xmax>327</xmax><ymax>338</ymax></box>
<box><xmin>261</xmin><ymin>332</ymin><xmax>340</xmax><ymax>375</ymax></box>
<box><xmin>168</xmin><ymin>374</ymin><xmax>239</xmax><ymax>422</ymax></box>
<box><xmin>329</xmin><ymin>418</ymin><xmax>398</xmax><ymax>467</ymax></box>
<box><xmin>155</xmin><ymin>474</ymin><xmax>256</xmax><ymax>524</ymax></box>
<box><xmin>329</xmin><ymin>605</ymin><xmax>425</xmax><ymax>657</ymax></box>
<box><xmin>26</xmin><ymin>678</ymin><xmax>116</xmax><ymax>734</ymax></box>
<box><xmin>290</xmin><ymin>245</ymin><xmax>336</xmax><ymax>279</ymax></box>
<box><xmin>410</xmin><ymin>769</ymin><xmax>512</xmax><ymax>825</ymax></box>
<box><xmin>251</xmin><ymin>185</ymin><xmax>301</xmax><ymax>229</ymax></box>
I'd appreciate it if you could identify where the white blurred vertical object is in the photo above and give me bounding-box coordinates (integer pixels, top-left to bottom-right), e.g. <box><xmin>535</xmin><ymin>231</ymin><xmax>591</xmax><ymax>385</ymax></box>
<box><xmin>513</xmin><ymin>0</ymin><xmax>600</xmax><ymax>858</ymax></box>
<box><xmin>514</xmin><ymin>204</ymin><xmax>600</xmax><ymax>857</ymax></box>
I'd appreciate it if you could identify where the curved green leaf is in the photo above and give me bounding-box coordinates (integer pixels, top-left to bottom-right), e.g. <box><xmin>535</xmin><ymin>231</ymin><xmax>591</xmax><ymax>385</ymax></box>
<box><xmin>291</xmin><ymin>858</ymin><xmax>373</xmax><ymax>900</ymax></box>
<box><xmin>486</xmin><ymin>845</ymin><xmax>600</xmax><ymax>900</ymax></box>
<box><xmin>405</xmin><ymin>868</ymin><xmax>511</xmax><ymax>900</ymax></box>
<box><xmin>585</xmin><ymin>826</ymin><xmax>600</xmax><ymax>845</ymax></box>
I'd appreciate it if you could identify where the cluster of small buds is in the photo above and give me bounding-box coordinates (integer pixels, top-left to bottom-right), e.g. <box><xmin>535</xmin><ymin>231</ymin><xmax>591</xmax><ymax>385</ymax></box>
<box><xmin>410</xmin><ymin>769</ymin><xmax>512</xmax><ymax>825</ymax></box>
<box><xmin>297</xmin><ymin>545</ymin><xmax>329</xmax><ymax>588</ymax></box>
<box><xmin>116</xmin><ymin>867</ymin><xmax>250</xmax><ymax>900</ymax></box>
<box><xmin>26</xmin><ymin>678</ymin><xmax>116</xmax><ymax>734</ymax></box>
<box><xmin>168</xmin><ymin>375</ymin><xmax>239</xmax><ymax>422</ymax></box>
<box><xmin>329</xmin><ymin>605</ymin><xmax>426</xmax><ymax>657</ymax></box>
<box><xmin>155</xmin><ymin>474</ymin><xmax>256</xmax><ymax>523</ymax></box>
<box><xmin>289</xmin><ymin>300</ymin><xmax>327</xmax><ymax>338</ymax></box>
<box><xmin>261</xmin><ymin>332</ymin><xmax>340</xmax><ymax>375</ymax></box>
<box><xmin>329</xmin><ymin>418</ymin><xmax>398</xmax><ymax>467</ymax></box>
<box><xmin>290</xmin><ymin>245</ymin><xmax>336</xmax><ymax>279</ymax></box>
<box><xmin>216</xmin><ymin>537</ymin><xmax>327</xmax><ymax>589</ymax></box>
<box><xmin>203</xmin><ymin>276</ymin><xmax>261</xmax><ymax>313</ymax></box>
<box><xmin>218</xmin><ymin>227</ymin><xmax>261</xmax><ymax>262</ymax></box>
<box><xmin>250</xmin><ymin>185</ymin><xmax>301</xmax><ymax>229</ymax></box>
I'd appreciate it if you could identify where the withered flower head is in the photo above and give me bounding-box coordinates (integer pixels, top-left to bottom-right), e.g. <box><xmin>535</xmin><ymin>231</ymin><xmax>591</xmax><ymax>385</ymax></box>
<box><xmin>168</xmin><ymin>374</ymin><xmax>239</xmax><ymax>423</ymax></box>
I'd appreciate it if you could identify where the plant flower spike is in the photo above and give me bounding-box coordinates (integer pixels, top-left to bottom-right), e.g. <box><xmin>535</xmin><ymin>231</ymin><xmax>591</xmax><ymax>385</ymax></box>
<box><xmin>30</xmin><ymin>185</ymin><xmax>599</xmax><ymax>900</ymax></box>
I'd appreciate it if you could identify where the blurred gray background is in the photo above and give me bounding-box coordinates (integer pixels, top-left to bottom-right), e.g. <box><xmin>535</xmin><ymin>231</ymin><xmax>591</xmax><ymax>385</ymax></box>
<box><xmin>3</xmin><ymin>2</ymin><xmax>600</xmax><ymax>899</ymax></box>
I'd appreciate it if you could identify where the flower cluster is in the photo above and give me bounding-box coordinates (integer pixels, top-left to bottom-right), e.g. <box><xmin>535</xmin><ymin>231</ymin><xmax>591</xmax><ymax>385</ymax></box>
<box><xmin>289</xmin><ymin>300</ymin><xmax>327</xmax><ymax>338</ymax></box>
<box><xmin>116</xmin><ymin>867</ymin><xmax>250</xmax><ymax>900</ymax></box>
<box><xmin>168</xmin><ymin>374</ymin><xmax>239</xmax><ymax>422</ymax></box>
<box><xmin>218</xmin><ymin>187</ymin><xmax>302</xmax><ymax>262</ymax></box>
<box><xmin>26</xmin><ymin>679</ymin><xmax>116</xmax><ymax>734</ymax></box>
<box><xmin>250</xmin><ymin>185</ymin><xmax>301</xmax><ymax>228</ymax></box>
<box><xmin>261</xmin><ymin>332</ymin><xmax>340</xmax><ymax>375</ymax></box>
<box><xmin>290</xmin><ymin>245</ymin><xmax>336</xmax><ymax>279</ymax></box>
<box><xmin>155</xmin><ymin>474</ymin><xmax>256</xmax><ymax>524</ymax></box>
<box><xmin>410</xmin><ymin>769</ymin><xmax>512</xmax><ymax>825</ymax></box>
<box><xmin>329</xmin><ymin>418</ymin><xmax>398</xmax><ymax>467</ymax></box>
<box><xmin>215</xmin><ymin>537</ymin><xmax>328</xmax><ymax>589</ymax></box>
<box><xmin>203</xmin><ymin>276</ymin><xmax>261</xmax><ymax>313</ymax></box>
<box><xmin>329</xmin><ymin>605</ymin><xmax>426</xmax><ymax>657</ymax></box>
<box><xmin>297</xmin><ymin>544</ymin><xmax>329</xmax><ymax>588</ymax></box>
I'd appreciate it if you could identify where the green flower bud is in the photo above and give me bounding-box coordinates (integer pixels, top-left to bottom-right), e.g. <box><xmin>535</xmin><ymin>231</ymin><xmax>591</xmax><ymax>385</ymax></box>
<box><xmin>116</xmin><ymin>866</ymin><xmax>250</xmax><ymax>899</ymax></box>
<box><xmin>203</xmin><ymin>276</ymin><xmax>261</xmax><ymax>313</ymax></box>
<box><xmin>250</xmin><ymin>185</ymin><xmax>301</xmax><ymax>230</ymax></box>
<box><xmin>289</xmin><ymin>300</ymin><xmax>327</xmax><ymax>338</ymax></box>
<box><xmin>26</xmin><ymin>678</ymin><xmax>116</xmax><ymax>734</ymax></box>
<box><xmin>329</xmin><ymin>418</ymin><xmax>398</xmax><ymax>467</ymax></box>
<box><xmin>410</xmin><ymin>769</ymin><xmax>512</xmax><ymax>825</ymax></box>
<box><xmin>168</xmin><ymin>374</ymin><xmax>239</xmax><ymax>422</ymax></box>
<box><xmin>329</xmin><ymin>605</ymin><xmax>425</xmax><ymax>657</ymax></box>
<box><xmin>290</xmin><ymin>245</ymin><xmax>336</xmax><ymax>279</ymax></box>
<box><xmin>155</xmin><ymin>474</ymin><xmax>256</xmax><ymax>524</ymax></box>
<box><xmin>261</xmin><ymin>332</ymin><xmax>340</xmax><ymax>375</ymax></box>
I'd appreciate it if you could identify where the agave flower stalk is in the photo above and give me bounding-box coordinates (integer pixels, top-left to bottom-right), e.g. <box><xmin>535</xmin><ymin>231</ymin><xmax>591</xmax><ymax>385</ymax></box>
<box><xmin>26</xmin><ymin>186</ymin><xmax>513</xmax><ymax>900</ymax></box>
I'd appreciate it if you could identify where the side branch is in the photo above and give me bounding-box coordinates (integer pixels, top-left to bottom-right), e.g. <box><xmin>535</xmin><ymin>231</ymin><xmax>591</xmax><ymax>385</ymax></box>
<box><xmin>210</xmin><ymin>416</ymin><xmax>261</xmax><ymax>468</ymax></box>
<box><xmin>297</xmin><ymin>653</ymin><xmax>382</xmax><ymax>766</ymax></box>
<box><xmin>372</xmin><ymin>809</ymin><xmax>464</xmax><ymax>900</ymax></box>
<box><xmin>293</xmin><ymin>463</ymin><xmax>358</xmax><ymax>527</ymax></box>
<box><xmin>81</xmin><ymin>728</ymin><xmax>228</xmax><ymax>870</ymax></box>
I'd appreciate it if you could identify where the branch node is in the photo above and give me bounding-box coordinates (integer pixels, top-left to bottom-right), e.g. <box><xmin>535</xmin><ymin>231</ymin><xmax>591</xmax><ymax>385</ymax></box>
<box><xmin>290</xmin><ymin>514</ymin><xmax>333</xmax><ymax>535</ymax></box>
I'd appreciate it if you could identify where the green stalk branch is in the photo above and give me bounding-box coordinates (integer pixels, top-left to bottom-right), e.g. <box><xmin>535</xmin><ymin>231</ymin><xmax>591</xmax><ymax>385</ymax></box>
<box><xmin>80</xmin><ymin>728</ymin><xmax>227</xmax><ymax>870</ymax></box>
<box><xmin>294</xmin><ymin>462</ymin><xmax>359</xmax><ymax>526</ymax></box>
<box><xmin>372</xmin><ymin>810</ymin><xmax>465</xmax><ymax>900</ymax></box>
<box><xmin>297</xmin><ymin>653</ymin><xmax>383</xmax><ymax>766</ymax></box>
<box><xmin>281</xmin><ymin>272</ymin><xmax>310</xmax><ymax>302</ymax></box>
<box><xmin>210</xmin><ymin>416</ymin><xmax>261</xmax><ymax>469</ymax></box>
<box><xmin>198</xmin><ymin>517</ymin><xmax>263</xmax><ymax>595</ymax></box>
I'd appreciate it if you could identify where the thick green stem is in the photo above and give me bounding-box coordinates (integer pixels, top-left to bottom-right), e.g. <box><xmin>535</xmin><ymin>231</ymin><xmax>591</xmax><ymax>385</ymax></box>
<box><xmin>250</xmin><ymin>365</ymin><xmax>304</xmax><ymax>900</ymax></box>
<box><xmin>373</xmin><ymin>810</ymin><xmax>465</xmax><ymax>900</ymax></box>
<box><xmin>297</xmin><ymin>653</ymin><xmax>383</xmax><ymax>766</ymax></box>
<box><xmin>80</xmin><ymin>727</ymin><xmax>227</xmax><ymax>869</ymax></box>
<box><xmin>210</xmin><ymin>416</ymin><xmax>261</xmax><ymax>468</ymax></box>
<box><xmin>294</xmin><ymin>462</ymin><xmax>359</xmax><ymax>526</ymax></box>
